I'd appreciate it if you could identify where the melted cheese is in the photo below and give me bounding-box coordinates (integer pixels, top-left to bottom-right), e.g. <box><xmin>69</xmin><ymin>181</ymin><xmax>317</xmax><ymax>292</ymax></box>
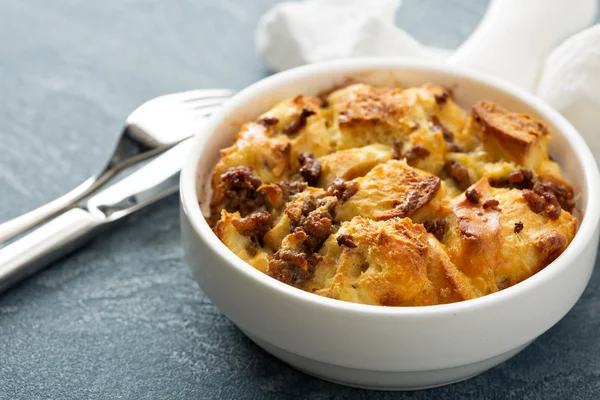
<box><xmin>208</xmin><ymin>82</ymin><xmax>578</xmax><ymax>307</ymax></box>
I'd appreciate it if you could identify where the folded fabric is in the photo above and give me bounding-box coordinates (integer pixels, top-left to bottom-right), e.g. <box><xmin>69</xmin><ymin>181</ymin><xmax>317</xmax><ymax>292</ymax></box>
<box><xmin>255</xmin><ymin>0</ymin><xmax>449</xmax><ymax>73</ymax></box>
<box><xmin>537</xmin><ymin>25</ymin><xmax>600</xmax><ymax>158</ymax></box>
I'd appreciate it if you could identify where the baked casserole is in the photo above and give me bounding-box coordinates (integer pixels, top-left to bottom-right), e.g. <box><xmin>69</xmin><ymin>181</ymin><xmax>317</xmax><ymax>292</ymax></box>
<box><xmin>206</xmin><ymin>83</ymin><xmax>578</xmax><ymax>306</ymax></box>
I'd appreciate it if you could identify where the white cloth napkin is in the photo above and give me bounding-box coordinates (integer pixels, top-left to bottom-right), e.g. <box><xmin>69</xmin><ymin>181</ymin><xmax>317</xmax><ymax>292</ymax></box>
<box><xmin>537</xmin><ymin>24</ymin><xmax>600</xmax><ymax>158</ymax></box>
<box><xmin>255</xmin><ymin>0</ymin><xmax>450</xmax><ymax>72</ymax></box>
<box><xmin>256</xmin><ymin>0</ymin><xmax>600</xmax><ymax>162</ymax></box>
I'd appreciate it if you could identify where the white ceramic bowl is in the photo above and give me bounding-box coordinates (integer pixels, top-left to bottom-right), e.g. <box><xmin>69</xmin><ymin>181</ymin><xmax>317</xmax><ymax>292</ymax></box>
<box><xmin>180</xmin><ymin>59</ymin><xmax>600</xmax><ymax>390</ymax></box>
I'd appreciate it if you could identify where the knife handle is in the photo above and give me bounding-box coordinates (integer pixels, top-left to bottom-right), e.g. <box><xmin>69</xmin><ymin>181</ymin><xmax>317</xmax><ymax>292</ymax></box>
<box><xmin>0</xmin><ymin>139</ymin><xmax>192</xmax><ymax>293</ymax></box>
<box><xmin>0</xmin><ymin>208</ymin><xmax>102</xmax><ymax>293</ymax></box>
<box><xmin>0</xmin><ymin>178</ymin><xmax>99</xmax><ymax>244</ymax></box>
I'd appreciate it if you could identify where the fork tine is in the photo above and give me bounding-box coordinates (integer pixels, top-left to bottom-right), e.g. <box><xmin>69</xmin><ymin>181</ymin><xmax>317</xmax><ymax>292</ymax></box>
<box><xmin>168</xmin><ymin>89</ymin><xmax>235</xmax><ymax>104</ymax></box>
<box><xmin>180</xmin><ymin>97</ymin><xmax>231</xmax><ymax>111</ymax></box>
<box><xmin>189</xmin><ymin>105</ymin><xmax>226</xmax><ymax>119</ymax></box>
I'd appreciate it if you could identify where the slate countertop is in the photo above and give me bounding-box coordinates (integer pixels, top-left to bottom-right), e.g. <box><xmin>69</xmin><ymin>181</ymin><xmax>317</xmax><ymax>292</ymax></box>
<box><xmin>1</xmin><ymin>1</ymin><xmax>599</xmax><ymax>399</ymax></box>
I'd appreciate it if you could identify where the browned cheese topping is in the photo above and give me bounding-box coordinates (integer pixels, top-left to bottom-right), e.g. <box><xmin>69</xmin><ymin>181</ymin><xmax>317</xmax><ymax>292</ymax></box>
<box><xmin>207</xmin><ymin>82</ymin><xmax>578</xmax><ymax>306</ymax></box>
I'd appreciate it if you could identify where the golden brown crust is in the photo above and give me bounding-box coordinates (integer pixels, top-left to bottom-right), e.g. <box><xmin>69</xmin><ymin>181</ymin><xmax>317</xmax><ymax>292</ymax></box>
<box><xmin>306</xmin><ymin>217</ymin><xmax>477</xmax><ymax>306</ymax></box>
<box><xmin>443</xmin><ymin>178</ymin><xmax>577</xmax><ymax>293</ymax></box>
<box><xmin>213</xmin><ymin>210</ymin><xmax>271</xmax><ymax>273</ymax></box>
<box><xmin>211</xmin><ymin>94</ymin><xmax>332</xmax><ymax>201</ymax></box>
<box><xmin>472</xmin><ymin>100</ymin><xmax>549</xmax><ymax>169</ymax></box>
<box><xmin>208</xmin><ymin>83</ymin><xmax>578</xmax><ymax>307</ymax></box>
<box><xmin>535</xmin><ymin>231</ymin><xmax>569</xmax><ymax>265</ymax></box>
<box><xmin>317</xmin><ymin>144</ymin><xmax>393</xmax><ymax>188</ymax></box>
<box><xmin>333</xmin><ymin>84</ymin><xmax>407</xmax><ymax>130</ymax></box>
<box><xmin>336</xmin><ymin>160</ymin><xmax>444</xmax><ymax>223</ymax></box>
<box><xmin>328</xmin><ymin>83</ymin><xmax>468</xmax><ymax>175</ymax></box>
<box><xmin>373</xmin><ymin>176</ymin><xmax>441</xmax><ymax>221</ymax></box>
<box><xmin>444</xmin><ymin>179</ymin><xmax>503</xmax><ymax>295</ymax></box>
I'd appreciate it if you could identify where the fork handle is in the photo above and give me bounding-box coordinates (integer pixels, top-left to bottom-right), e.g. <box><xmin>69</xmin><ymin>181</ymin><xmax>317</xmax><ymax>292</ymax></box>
<box><xmin>0</xmin><ymin>177</ymin><xmax>103</xmax><ymax>244</ymax></box>
<box><xmin>0</xmin><ymin>208</ymin><xmax>102</xmax><ymax>292</ymax></box>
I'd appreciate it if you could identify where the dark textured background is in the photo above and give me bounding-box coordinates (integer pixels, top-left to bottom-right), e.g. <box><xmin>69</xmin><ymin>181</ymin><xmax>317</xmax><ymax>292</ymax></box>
<box><xmin>1</xmin><ymin>1</ymin><xmax>599</xmax><ymax>399</ymax></box>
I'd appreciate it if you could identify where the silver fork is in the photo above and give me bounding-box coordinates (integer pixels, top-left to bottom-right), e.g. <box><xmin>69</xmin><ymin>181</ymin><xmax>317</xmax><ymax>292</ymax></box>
<box><xmin>0</xmin><ymin>89</ymin><xmax>233</xmax><ymax>292</ymax></box>
<box><xmin>0</xmin><ymin>89</ymin><xmax>233</xmax><ymax>243</ymax></box>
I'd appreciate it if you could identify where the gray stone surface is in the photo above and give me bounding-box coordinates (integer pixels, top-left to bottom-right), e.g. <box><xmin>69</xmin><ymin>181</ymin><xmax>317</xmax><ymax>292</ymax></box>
<box><xmin>0</xmin><ymin>0</ymin><xmax>599</xmax><ymax>398</ymax></box>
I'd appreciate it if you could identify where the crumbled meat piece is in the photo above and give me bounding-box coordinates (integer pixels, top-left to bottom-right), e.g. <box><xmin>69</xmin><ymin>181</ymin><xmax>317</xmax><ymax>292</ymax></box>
<box><xmin>273</xmin><ymin>194</ymin><xmax>337</xmax><ymax>286</ymax></box>
<box><xmin>509</xmin><ymin>168</ymin><xmax>533</xmax><ymax>184</ymax></box>
<box><xmin>304</xmin><ymin>212</ymin><xmax>333</xmax><ymax>242</ymax></box>
<box><xmin>520</xmin><ymin>180</ymin><xmax>568</xmax><ymax>218</ymax></box>
<box><xmin>447</xmin><ymin>142</ymin><xmax>461</xmax><ymax>152</ymax></box>
<box><xmin>507</xmin><ymin>168</ymin><xmax>535</xmax><ymax>189</ymax></box>
<box><xmin>216</xmin><ymin>166</ymin><xmax>265</xmax><ymax>216</ymax></box>
<box><xmin>445</xmin><ymin>161</ymin><xmax>471</xmax><ymax>190</ymax></box>
<box><xmin>411</xmin><ymin>144</ymin><xmax>431</xmax><ymax>158</ymax></box>
<box><xmin>311</xmin><ymin>253</ymin><xmax>323</xmax><ymax>264</ymax></box>
<box><xmin>277</xmin><ymin>181</ymin><xmax>307</xmax><ymax>201</ymax></box>
<box><xmin>434</xmin><ymin>91</ymin><xmax>449</xmax><ymax>104</ymax></box>
<box><xmin>533</xmin><ymin>180</ymin><xmax>553</xmax><ymax>195</ymax></box>
<box><xmin>298</xmin><ymin>152</ymin><xmax>322</xmax><ymax>186</ymax></box>
<box><xmin>392</xmin><ymin>139</ymin><xmax>404</xmax><ymax>160</ymax></box>
<box><xmin>488</xmin><ymin>178</ymin><xmax>507</xmax><ymax>188</ymax></box>
<box><xmin>465</xmin><ymin>189</ymin><xmax>480</xmax><ymax>204</ymax></box>
<box><xmin>306</xmin><ymin>207</ymin><xmax>335</xmax><ymax>248</ymax></box>
<box><xmin>403</xmin><ymin>144</ymin><xmax>430</xmax><ymax>164</ymax></box>
<box><xmin>337</xmin><ymin>234</ymin><xmax>357</xmax><ymax>248</ymax></box>
<box><xmin>523</xmin><ymin>190</ymin><xmax>546</xmax><ymax>214</ymax></box>
<box><xmin>257</xmin><ymin>117</ymin><xmax>279</xmax><ymax>127</ymax></box>
<box><xmin>258</xmin><ymin>181</ymin><xmax>307</xmax><ymax>208</ymax></box>
<box><xmin>494</xmin><ymin>172</ymin><xmax>574</xmax><ymax>213</ymax></box>
<box><xmin>482</xmin><ymin>198</ymin><xmax>501</xmax><ymax>211</ymax></box>
<box><xmin>403</xmin><ymin>150</ymin><xmax>418</xmax><ymax>163</ymax></box>
<box><xmin>341</xmin><ymin>181</ymin><xmax>358</xmax><ymax>201</ymax></box>
<box><xmin>223</xmin><ymin>166</ymin><xmax>262</xmax><ymax>189</ymax></box>
<box><xmin>491</xmin><ymin>169</ymin><xmax>535</xmax><ymax>190</ymax></box>
<box><xmin>287</xmin><ymin>194</ymin><xmax>338</xmax><ymax>255</ymax></box>
<box><xmin>232</xmin><ymin>211</ymin><xmax>273</xmax><ymax>237</ymax></box>
<box><xmin>431</xmin><ymin>115</ymin><xmax>455</xmax><ymax>143</ymax></box>
<box><xmin>267</xmin><ymin>249</ymin><xmax>312</xmax><ymax>285</ymax></box>
<box><xmin>442</xmin><ymin>129</ymin><xmax>454</xmax><ymax>143</ymax></box>
<box><xmin>300</xmin><ymin>194</ymin><xmax>317</xmax><ymax>217</ymax></box>
<box><xmin>542</xmin><ymin>192</ymin><xmax>562</xmax><ymax>220</ymax></box>
<box><xmin>245</xmin><ymin>242</ymin><xmax>259</xmax><ymax>257</ymax></box>
<box><xmin>282</xmin><ymin>107</ymin><xmax>316</xmax><ymax>136</ymax></box>
<box><xmin>326</xmin><ymin>178</ymin><xmax>358</xmax><ymax>202</ymax></box>
<box><xmin>514</xmin><ymin>221</ymin><xmax>524</xmax><ymax>233</ymax></box>
<box><xmin>509</xmin><ymin>171</ymin><xmax>524</xmax><ymax>184</ymax></box>
<box><xmin>423</xmin><ymin>219</ymin><xmax>447</xmax><ymax>241</ymax></box>
<box><xmin>533</xmin><ymin>179</ymin><xmax>574</xmax><ymax>212</ymax></box>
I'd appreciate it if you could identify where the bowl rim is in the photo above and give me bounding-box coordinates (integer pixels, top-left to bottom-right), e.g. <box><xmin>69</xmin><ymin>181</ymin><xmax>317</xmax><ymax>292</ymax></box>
<box><xmin>180</xmin><ymin>58</ymin><xmax>600</xmax><ymax>317</ymax></box>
